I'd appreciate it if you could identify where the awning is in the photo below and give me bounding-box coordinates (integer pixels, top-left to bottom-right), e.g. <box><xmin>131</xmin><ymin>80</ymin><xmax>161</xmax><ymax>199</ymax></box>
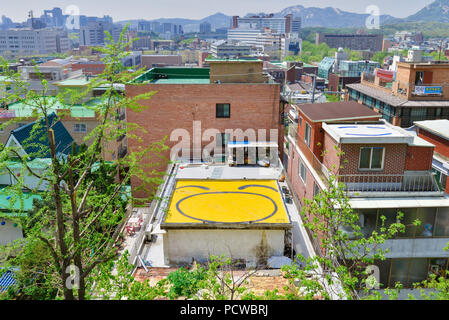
<box><xmin>227</xmin><ymin>141</ymin><xmax>279</xmax><ymax>149</ymax></box>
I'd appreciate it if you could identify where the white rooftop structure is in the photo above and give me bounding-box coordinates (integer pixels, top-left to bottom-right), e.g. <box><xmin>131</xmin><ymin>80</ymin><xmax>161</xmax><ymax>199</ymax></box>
<box><xmin>323</xmin><ymin>121</ymin><xmax>435</xmax><ymax>147</ymax></box>
<box><xmin>414</xmin><ymin>119</ymin><xmax>449</xmax><ymax>141</ymax></box>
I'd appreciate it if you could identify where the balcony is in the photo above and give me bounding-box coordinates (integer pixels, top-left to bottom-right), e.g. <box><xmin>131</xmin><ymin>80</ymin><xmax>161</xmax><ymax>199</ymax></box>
<box><xmin>338</xmin><ymin>172</ymin><xmax>443</xmax><ymax>197</ymax></box>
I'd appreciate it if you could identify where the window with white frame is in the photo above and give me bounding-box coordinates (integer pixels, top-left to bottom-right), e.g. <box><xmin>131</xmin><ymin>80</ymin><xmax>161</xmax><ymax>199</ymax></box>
<box><xmin>305</xmin><ymin>123</ymin><xmax>311</xmax><ymax>147</ymax></box>
<box><xmin>74</xmin><ymin>123</ymin><xmax>87</xmax><ymax>133</ymax></box>
<box><xmin>299</xmin><ymin>158</ymin><xmax>307</xmax><ymax>184</ymax></box>
<box><xmin>359</xmin><ymin>147</ymin><xmax>385</xmax><ymax>170</ymax></box>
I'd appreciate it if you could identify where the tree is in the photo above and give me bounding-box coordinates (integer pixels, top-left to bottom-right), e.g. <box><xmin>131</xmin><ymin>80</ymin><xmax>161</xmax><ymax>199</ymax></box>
<box><xmin>263</xmin><ymin>144</ymin><xmax>408</xmax><ymax>300</ymax></box>
<box><xmin>0</xmin><ymin>25</ymin><xmax>169</xmax><ymax>300</ymax></box>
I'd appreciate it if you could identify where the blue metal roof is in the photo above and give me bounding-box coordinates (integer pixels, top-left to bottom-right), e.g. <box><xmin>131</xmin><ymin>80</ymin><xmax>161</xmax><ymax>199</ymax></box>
<box><xmin>10</xmin><ymin>113</ymin><xmax>76</xmax><ymax>159</ymax></box>
<box><xmin>0</xmin><ymin>270</ymin><xmax>17</xmax><ymax>293</ymax></box>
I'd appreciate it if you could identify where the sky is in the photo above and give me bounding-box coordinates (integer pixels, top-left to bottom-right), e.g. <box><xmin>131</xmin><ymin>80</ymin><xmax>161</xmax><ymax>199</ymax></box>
<box><xmin>0</xmin><ymin>0</ymin><xmax>436</xmax><ymax>22</ymax></box>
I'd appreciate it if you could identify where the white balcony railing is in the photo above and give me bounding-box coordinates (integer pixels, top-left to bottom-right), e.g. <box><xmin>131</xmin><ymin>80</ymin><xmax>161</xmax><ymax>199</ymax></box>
<box><xmin>339</xmin><ymin>172</ymin><xmax>443</xmax><ymax>196</ymax></box>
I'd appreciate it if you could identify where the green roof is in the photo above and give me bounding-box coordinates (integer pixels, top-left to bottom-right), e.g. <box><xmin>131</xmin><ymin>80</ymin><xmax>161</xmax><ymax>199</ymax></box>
<box><xmin>132</xmin><ymin>68</ymin><xmax>210</xmax><ymax>84</ymax></box>
<box><xmin>54</xmin><ymin>78</ymin><xmax>92</xmax><ymax>87</ymax></box>
<box><xmin>8</xmin><ymin>96</ymin><xmax>98</xmax><ymax>118</ymax></box>
<box><xmin>206</xmin><ymin>58</ymin><xmax>262</xmax><ymax>62</ymax></box>
<box><xmin>0</xmin><ymin>189</ymin><xmax>42</xmax><ymax>216</ymax></box>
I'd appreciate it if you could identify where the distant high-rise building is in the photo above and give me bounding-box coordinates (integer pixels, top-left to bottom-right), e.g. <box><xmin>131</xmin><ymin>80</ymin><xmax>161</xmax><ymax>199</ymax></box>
<box><xmin>79</xmin><ymin>21</ymin><xmax>122</xmax><ymax>46</ymax></box>
<box><xmin>291</xmin><ymin>17</ymin><xmax>301</xmax><ymax>34</ymax></box>
<box><xmin>316</xmin><ymin>33</ymin><xmax>383</xmax><ymax>52</ymax></box>
<box><xmin>42</xmin><ymin>7</ymin><xmax>64</xmax><ymax>27</ymax></box>
<box><xmin>231</xmin><ymin>15</ymin><xmax>293</xmax><ymax>34</ymax></box>
<box><xmin>138</xmin><ymin>21</ymin><xmax>151</xmax><ymax>32</ymax></box>
<box><xmin>200</xmin><ymin>21</ymin><xmax>212</xmax><ymax>33</ymax></box>
<box><xmin>150</xmin><ymin>21</ymin><xmax>162</xmax><ymax>33</ymax></box>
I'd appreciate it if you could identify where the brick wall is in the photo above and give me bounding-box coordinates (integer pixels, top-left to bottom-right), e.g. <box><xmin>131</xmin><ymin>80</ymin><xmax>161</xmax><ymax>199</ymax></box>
<box><xmin>126</xmin><ymin>83</ymin><xmax>281</xmax><ymax>199</ymax></box>
<box><xmin>405</xmin><ymin>146</ymin><xmax>434</xmax><ymax>171</ymax></box>
<box><xmin>418</xmin><ymin>129</ymin><xmax>449</xmax><ymax>159</ymax></box>
<box><xmin>340</xmin><ymin>143</ymin><xmax>407</xmax><ymax>175</ymax></box>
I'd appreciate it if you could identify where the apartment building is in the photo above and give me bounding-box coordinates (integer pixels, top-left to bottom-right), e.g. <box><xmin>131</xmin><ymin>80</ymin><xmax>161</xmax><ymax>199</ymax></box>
<box><xmin>0</xmin><ymin>28</ymin><xmax>70</xmax><ymax>56</ymax></box>
<box><xmin>285</xmin><ymin>101</ymin><xmax>449</xmax><ymax>289</ymax></box>
<box><xmin>316</xmin><ymin>33</ymin><xmax>383</xmax><ymax>52</ymax></box>
<box><xmin>232</xmin><ymin>14</ymin><xmax>298</xmax><ymax>35</ymax></box>
<box><xmin>210</xmin><ymin>40</ymin><xmax>251</xmax><ymax>59</ymax></box>
<box><xmin>413</xmin><ymin>120</ymin><xmax>449</xmax><ymax>194</ymax></box>
<box><xmin>347</xmin><ymin>61</ymin><xmax>449</xmax><ymax>127</ymax></box>
<box><xmin>125</xmin><ymin>59</ymin><xmax>283</xmax><ymax>199</ymax></box>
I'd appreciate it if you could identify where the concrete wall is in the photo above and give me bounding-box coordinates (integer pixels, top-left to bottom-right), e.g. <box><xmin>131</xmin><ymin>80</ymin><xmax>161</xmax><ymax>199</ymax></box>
<box><xmin>0</xmin><ymin>219</ymin><xmax>23</xmax><ymax>246</ymax></box>
<box><xmin>209</xmin><ymin>61</ymin><xmax>266</xmax><ymax>84</ymax></box>
<box><xmin>380</xmin><ymin>238</ymin><xmax>449</xmax><ymax>258</ymax></box>
<box><xmin>165</xmin><ymin>229</ymin><xmax>285</xmax><ymax>267</ymax></box>
<box><xmin>141</xmin><ymin>55</ymin><xmax>183</xmax><ymax>69</ymax></box>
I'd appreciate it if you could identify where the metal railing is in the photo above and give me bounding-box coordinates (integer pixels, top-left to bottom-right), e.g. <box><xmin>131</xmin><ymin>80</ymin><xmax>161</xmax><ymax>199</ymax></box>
<box><xmin>338</xmin><ymin>172</ymin><xmax>442</xmax><ymax>194</ymax></box>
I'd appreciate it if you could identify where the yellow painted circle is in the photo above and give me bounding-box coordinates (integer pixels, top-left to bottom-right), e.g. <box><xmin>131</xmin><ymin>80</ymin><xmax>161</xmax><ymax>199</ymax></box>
<box><xmin>176</xmin><ymin>191</ymin><xmax>277</xmax><ymax>223</ymax></box>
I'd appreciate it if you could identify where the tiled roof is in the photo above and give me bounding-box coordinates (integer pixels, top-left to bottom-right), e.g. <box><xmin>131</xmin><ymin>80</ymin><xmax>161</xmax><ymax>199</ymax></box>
<box><xmin>346</xmin><ymin>83</ymin><xmax>407</xmax><ymax>107</ymax></box>
<box><xmin>297</xmin><ymin>101</ymin><xmax>381</xmax><ymax>122</ymax></box>
<box><xmin>10</xmin><ymin>113</ymin><xmax>75</xmax><ymax>159</ymax></box>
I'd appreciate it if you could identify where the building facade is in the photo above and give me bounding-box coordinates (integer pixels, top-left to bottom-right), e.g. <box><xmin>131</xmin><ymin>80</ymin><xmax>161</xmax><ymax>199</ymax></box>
<box><xmin>284</xmin><ymin>101</ymin><xmax>449</xmax><ymax>289</ymax></box>
<box><xmin>347</xmin><ymin>61</ymin><xmax>449</xmax><ymax>127</ymax></box>
<box><xmin>316</xmin><ymin>33</ymin><xmax>383</xmax><ymax>52</ymax></box>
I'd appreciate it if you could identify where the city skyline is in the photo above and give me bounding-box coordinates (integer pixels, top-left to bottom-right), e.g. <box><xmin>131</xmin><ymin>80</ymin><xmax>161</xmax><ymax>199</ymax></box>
<box><xmin>1</xmin><ymin>0</ymin><xmax>436</xmax><ymax>22</ymax></box>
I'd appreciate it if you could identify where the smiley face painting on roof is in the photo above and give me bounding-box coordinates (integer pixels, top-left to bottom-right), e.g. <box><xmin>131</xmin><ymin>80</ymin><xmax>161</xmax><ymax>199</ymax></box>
<box><xmin>165</xmin><ymin>180</ymin><xmax>290</xmax><ymax>225</ymax></box>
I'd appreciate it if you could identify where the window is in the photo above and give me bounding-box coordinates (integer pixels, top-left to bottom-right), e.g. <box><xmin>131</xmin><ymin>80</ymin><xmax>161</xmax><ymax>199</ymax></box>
<box><xmin>299</xmin><ymin>159</ymin><xmax>307</xmax><ymax>184</ymax></box>
<box><xmin>216</xmin><ymin>103</ymin><xmax>230</xmax><ymax>118</ymax></box>
<box><xmin>359</xmin><ymin>147</ymin><xmax>384</xmax><ymax>170</ymax></box>
<box><xmin>74</xmin><ymin>123</ymin><xmax>87</xmax><ymax>133</ymax></box>
<box><xmin>304</xmin><ymin>123</ymin><xmax>311</xmax><ymax>147</ymax></box>
<box><xmin>313</xmin><ymin>182</ymin><xmax>320</xmax><ymax>198</ymax></box>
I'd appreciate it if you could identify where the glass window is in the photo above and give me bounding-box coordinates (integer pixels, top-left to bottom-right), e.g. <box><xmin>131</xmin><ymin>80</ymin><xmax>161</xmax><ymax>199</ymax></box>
<box><xmin>415</xmin><ymin>207</ymin><xmax>436</xmax><ymax>237</ymax></box>
<box><xmin>357</xmin><ymin>209</ymin><xmax>378</xmax><ymax>238</ymax></box>
<box><xmin>371</xmin><ymin>148</ymin><xmax>384</xmax><ymax>169</ymax></box>
<box><xmin>390</xmin><ymin>259</ymin><xmax>411</xmax><ymax>287</ymax></box>
<box><xmin>359</xmin><ymin>148</ymin><xmax>371</xmax><ymax>169</ymax></box>
<box><xmin>359</xmin><ymin>147</ymin><xmax>384</xmax><ymax>170</ymax></box>
<box><xmin>377</xmin><ymin>208</ymin><xmax>400</xmax><ymax>233</ymax></box>
<box><xmin>74</xmin><ymin>123</ymin><xmax>87</xmax><ymax>133</ymax></box>
<box><xmin>216</xmin><ymin>103</ymin><xmax>230</xmax><ymax>118</ymax></box>
<box><xmin>429</xmin><ymin>258</ymin><xmax>448</xmax><ymax>279</ymax></box>
<box><xmin>313</xmin><ymin>182</ymin><xmax>320</xmax><ymax>198</ymax></box>
<box><xmin>435</xmin><ymin>207</ymin><xmax>449</xmax><ymax>237</ymax></box>
<box><xmin>408</xmin><ymin>259</ymin><xmax>429</xmax><ymax>286</ymax></box>
<box><xmin>375</xmin><ymin>259</ymin><xmax>391</xmax><ymax>289</ymax></box>
<box><xmin>299</xmin><ymin>159</ymin><xmax>307</xmax><ymax>184</ymax></box>
<box><xmin>304</xmin><ymin>123</ymin><xmax>311</xmax><ymax>147</ymax></box>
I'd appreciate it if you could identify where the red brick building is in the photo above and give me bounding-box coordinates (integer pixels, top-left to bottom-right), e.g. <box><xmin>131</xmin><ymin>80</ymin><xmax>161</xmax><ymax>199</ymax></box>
<box><xmin>414</xmin><ymin>119</ymin><xmax>449</xmax><ymax>194</ymax></box>
<box><xmin>285</xmin><ymin>102</ymin><xmax>449</xmax><ymax>288</ymax></box>
<box><xmin>71</xmin><ymin>61</ymin><xmax>106</xmax><ymax>75</ymax></box>
<box><xmin>125</xmin><ymin>61</ymin><xmax>283</xmax><ymax>199</ymax></box>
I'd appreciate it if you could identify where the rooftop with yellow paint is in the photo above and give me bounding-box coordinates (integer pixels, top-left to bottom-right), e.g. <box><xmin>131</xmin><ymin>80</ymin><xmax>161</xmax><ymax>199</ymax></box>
<box><xmin>162</xmin><ymin>179</ymin><xmax>291</xmax><ymax>226</ymax></box>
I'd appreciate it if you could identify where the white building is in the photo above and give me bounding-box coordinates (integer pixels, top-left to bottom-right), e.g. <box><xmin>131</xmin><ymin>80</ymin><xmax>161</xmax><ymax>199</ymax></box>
<box><xmin>210</xmin><ymin>40</ymin><xmax>251</xmax><ymax>58</ymax></box>
<box><xmin>0</xmin><ymin>28</ymin><xmax>71</xmax><ymax>56</ymax></box>
<box><xmin>227</xmin><ymin>28</ymin><xmax>261</xmax><ymax>46</ymax></box>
